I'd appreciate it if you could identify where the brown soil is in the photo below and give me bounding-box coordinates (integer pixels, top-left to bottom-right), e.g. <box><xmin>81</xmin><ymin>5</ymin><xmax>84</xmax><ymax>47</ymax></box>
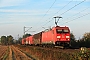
<box><xmin>0</xmin><ymin>45</ymin><xmax>8</xmax><ymax>60</ymax></box>
<box><xmin>8</xmin><ymin>45</ymin><xmax>32</xmax><ymax>60</ymax></box>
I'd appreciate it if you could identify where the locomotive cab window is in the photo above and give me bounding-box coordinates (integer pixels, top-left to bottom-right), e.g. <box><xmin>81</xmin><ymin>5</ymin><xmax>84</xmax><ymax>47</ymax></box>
<box><xmin>64</xmin><ymin>29</ymin><xmax>69</xmax><ymax>33</ymax></box>
<box><xmin>56</xmin><ymin>29</ymin><xmax>62</xmax><ymax>33</ymax></box>
<box><xmin>56</xmin><ymin>29</ymin><xmax>69</xmax><ymax>33</ymax></box>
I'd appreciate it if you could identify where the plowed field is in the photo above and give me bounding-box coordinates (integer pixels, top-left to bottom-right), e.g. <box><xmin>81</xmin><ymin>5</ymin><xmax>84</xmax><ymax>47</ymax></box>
<box><xmin>7</xmin><ymin>45</ymin><xmax>34</xmax><ymax>60</ymax></box>
<box><xmin>0</xmin><ymin>45</ymin><xmax>8</xmax><ymax>60</ymax></box>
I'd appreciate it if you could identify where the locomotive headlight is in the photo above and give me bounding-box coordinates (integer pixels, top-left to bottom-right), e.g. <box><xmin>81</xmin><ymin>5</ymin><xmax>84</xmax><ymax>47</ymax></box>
<box><xmin>66</xmin><ymin>36</ymin><xmax>70</xmax><ymax>38</ymax></box>
<box><xmin>57</xmin><ymin>36</ymin><xmax>61</xmax><ymax>38</ymax></box>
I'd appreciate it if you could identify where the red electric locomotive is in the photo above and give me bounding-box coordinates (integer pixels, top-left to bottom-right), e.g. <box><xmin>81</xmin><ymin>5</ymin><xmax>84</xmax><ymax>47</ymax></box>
<box><xmin>42</xmin><ymin>26</ymin><xmax>70</xmax><ymax>47</ymax></box>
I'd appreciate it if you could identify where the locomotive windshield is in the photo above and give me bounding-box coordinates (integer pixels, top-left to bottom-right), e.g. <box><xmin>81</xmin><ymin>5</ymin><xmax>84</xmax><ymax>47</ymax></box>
<box><xmin>56</xmin><ymin>29</ymin><xmax>69</xmax><ymax>33</ymax></box>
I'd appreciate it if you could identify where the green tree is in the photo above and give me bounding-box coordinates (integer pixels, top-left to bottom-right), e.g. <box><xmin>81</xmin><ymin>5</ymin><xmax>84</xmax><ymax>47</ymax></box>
<box><xmin>7</xmin><ymin>35</ymin><xmax>13</xmax><ymax>45</ymax></box>
<box><xmin>1</xmin><ymin>36</ymin><xmax>7</xmax><ymax>45</ymax></box>
<box><xmin>0</xmin><ymin>38</ymin><xmax>1</xmax><ymax>44</ymax></box>
<box><xmin>17</xmin><ymin>37</ymin><xmax>22</xmax><ymax>44</ymax></box>
<box><xmin>80</xmin><ymin>32</ymin><xmax>90</xmax><ymax>47</ymax></box>
<box><xmin>70</xmin><ymin>33</ymin><xmax>75</xmax><ymax>41</ymax></box>
<box><xmin>83</xmin><ymin>32</ymin><xmax>90</xmax><ymax>40</ymax></box>
<box><xmin>70</xmin><ymin>33</ymin><xmax>77</xmax><ymax>48</ymax></box>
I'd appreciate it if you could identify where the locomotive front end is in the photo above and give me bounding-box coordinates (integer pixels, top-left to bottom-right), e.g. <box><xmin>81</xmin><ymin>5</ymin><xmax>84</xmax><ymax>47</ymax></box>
<box><xmin>55</xmin><ymin>26</ymin><xmax>70</xmax><ymax>47</ymax></box>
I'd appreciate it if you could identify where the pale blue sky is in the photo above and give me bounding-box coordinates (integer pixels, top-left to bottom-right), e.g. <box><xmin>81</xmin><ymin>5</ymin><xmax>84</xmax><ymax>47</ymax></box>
<box><xmin>0</xmin><ymin>0</ymin><xmax>90</xmax><ymax>39</ymax></box>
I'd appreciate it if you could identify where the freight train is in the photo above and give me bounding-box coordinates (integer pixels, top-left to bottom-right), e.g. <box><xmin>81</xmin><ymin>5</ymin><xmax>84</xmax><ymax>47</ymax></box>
<box><xmin>22</xmin><ymin>26</ymin><xmax>70</xmax><ymax>47</ymax></box>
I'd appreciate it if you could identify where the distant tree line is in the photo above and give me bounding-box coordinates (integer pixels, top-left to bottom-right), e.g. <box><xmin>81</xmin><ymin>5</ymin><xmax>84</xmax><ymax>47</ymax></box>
<box><xmin>0</xmin><ymin>33</ymin><xmax>31</xmax><ymax>45</ymax></box>
<box><xmin>0</xmin><ymin>35</ymin><xmax>14</xmax><ymax>45</ymax></box>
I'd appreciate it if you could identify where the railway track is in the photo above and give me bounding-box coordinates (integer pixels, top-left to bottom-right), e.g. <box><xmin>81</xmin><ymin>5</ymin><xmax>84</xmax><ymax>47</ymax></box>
<box><xmin>8</xmin><ymin>45</ymin><xmax>36</xmax><ymax>60</ymax></box>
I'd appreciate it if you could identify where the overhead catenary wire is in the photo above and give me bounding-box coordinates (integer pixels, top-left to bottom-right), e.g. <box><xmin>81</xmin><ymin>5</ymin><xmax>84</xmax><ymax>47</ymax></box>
<box><xmin>25</xmin><ymin>0</ymin><xmax>56</xmax><ymax>34</ymax></box>
<box><xmin>35</xmin><ymin>0</ymin><xmax>73</xmax><ymax>31</ymax></box>
<box><xmin>41</xmin><ymin>0</ymin><xmax>86</xmax><ymax>27</ymax></box>
<box><xmin>71</xmin><ymin>7</ymin><xmax>89</xmax><ymax>17</ymax></box>
<box><xmin>61</xmin><ymin>13</ymin><xmax>90</xmax><ymax>25</ymax></box>
<box><xmin>58</xmin><ymin>7</ymin><xmax>90</xmax><ymax>24</ymax></box>
<box><xmin>30</xmin><ymin>0</ymin><xmax>56</xmax><ymax>34</ymax></box>
<box><xmin>54</xmin><ymin>0</ymin><xmax>73</xmax><ymax>16</ymax></box>
<box><xmin>43</xmin><ymin>0</ymin><xmax>73</xmax><ymax>22</ymax></box>
<box><xmin>42</xmin><ymin>0</ymin><xmax>57</xmax><ymax>18</ymax></box>
<box><xmin>60</xmin><ymin>0</ymin><xmax>86</xmax><ymax>15</ymax></box>
<box><xmin>35</xmin><ymin>0</ymin><xmax>56</xmax><ymax>25</ymax></box>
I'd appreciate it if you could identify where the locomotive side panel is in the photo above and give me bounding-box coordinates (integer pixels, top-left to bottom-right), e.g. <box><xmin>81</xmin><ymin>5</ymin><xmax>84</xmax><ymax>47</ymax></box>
<box><xmin>33</xmin><ymin>32</ymin><xmax>42</xmax><ymax>45</ymax></box>
<box><xmin>42</xmin><ymin>30</ymin><xmax>55</xmax><ymax>44</ymax></box>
